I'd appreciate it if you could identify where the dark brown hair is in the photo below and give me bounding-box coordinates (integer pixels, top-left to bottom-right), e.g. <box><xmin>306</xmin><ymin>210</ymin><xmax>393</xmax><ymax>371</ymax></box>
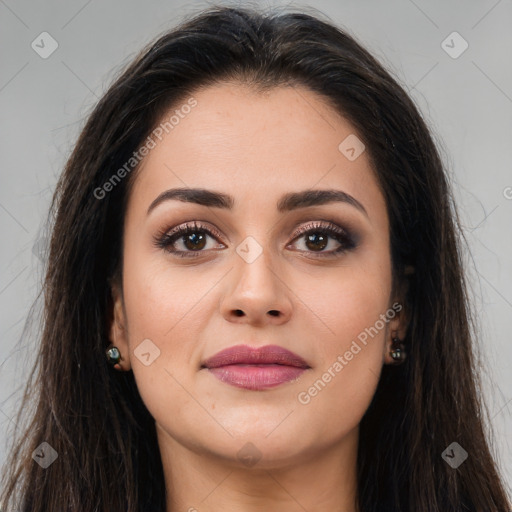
<box><xmin>1</xmin><ymin>4</ymin><xmax>510</xmax><ymax>511</ymax></box>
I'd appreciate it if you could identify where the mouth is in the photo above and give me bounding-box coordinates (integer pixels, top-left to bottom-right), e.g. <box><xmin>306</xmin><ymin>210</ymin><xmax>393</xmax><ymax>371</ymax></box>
<box><xmin>201</xmin><ymin>344</ymin><xmax>310</xmax><ymax>390</ymax></box>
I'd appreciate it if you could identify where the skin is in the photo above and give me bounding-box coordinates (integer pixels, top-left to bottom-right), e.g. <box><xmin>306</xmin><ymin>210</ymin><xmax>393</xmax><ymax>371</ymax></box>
<box><xmin>109</xmin><ymin>81</ymin><xmax>410</xmax><ymax>512</ymax></box>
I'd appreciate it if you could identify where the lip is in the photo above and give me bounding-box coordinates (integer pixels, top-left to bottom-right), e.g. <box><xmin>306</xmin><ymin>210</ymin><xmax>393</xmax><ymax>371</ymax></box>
<box><xmin>201</xmin><ymin>344</ymin><xmax>310</xmax><ymax>390</ymax></box>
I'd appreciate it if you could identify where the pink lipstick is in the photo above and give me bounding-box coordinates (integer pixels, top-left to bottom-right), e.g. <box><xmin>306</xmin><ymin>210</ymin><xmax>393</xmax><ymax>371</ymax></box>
<box><xmin>201</xmin><ymin>344</ymin><xmax>310</xmax><ymax>390</ymax></box>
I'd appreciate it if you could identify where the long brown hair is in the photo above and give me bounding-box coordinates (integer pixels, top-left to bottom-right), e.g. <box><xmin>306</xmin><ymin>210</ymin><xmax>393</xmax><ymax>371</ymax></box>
<box><xmin>1</xmin><ymin>4</ymin><xmax>510</xmax><ymax>511</ymax></box>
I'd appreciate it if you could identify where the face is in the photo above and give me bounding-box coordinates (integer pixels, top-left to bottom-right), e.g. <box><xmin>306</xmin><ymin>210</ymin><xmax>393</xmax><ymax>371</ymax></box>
<box><xmin>109</xmin><ymin>81</ymin><xmax>408</xmax><ymax>469</ymax></box>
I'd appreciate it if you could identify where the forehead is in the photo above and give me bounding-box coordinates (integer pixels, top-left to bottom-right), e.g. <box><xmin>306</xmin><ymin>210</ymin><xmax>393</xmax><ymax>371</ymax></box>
<box><xmin>126</xmin><ymin>81</ymin><xmax>385</xmax><ymax>222</ymax></box>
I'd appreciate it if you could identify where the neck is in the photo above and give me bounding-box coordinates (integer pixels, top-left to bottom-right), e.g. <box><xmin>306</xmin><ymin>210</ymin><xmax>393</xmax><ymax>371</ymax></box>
<box><xmin>157</xmin><ymin>424</ymin><xmax>360</xmax><ymax>512</ymax></box>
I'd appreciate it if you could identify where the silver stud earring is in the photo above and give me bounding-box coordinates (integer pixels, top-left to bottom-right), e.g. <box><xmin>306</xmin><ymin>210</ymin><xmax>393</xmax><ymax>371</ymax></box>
<box><xmin>390</xmin><ymin>336</ymin><xmax>406</xmax><ymax>364</ymax></box>
<box><xmin>106</xmin><ymin>343</ymin><xmax>122</xmax><ymax>369</ymax></box>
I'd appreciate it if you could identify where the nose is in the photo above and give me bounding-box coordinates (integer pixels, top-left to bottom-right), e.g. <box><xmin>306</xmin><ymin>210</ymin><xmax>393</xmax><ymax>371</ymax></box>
<box><xmin>220</xmin><ymin>243</ymin><xmax>293</xmax><ymax>326</ymax></box>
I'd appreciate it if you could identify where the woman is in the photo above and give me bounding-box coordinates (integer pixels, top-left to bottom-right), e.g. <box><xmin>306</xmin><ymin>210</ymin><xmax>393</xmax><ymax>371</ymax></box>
<box><xmin>1</xmin><ymin>4</ymin><xmax>510</xmax><ymax>511</ymax></box>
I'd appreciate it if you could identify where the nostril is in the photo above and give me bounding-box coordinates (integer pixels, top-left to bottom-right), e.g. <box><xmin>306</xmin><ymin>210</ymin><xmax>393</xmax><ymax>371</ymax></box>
<box><xmin>268</xmin><ymin>310</ymin><xmax>280</xmax><ymax>317</ymax></box>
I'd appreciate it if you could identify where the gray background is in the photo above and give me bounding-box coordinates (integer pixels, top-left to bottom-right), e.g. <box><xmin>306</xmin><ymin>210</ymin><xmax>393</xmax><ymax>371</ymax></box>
<box><xmin>1</xmin><ymin>0</ymin><xmax>511</xmax><ymax>493</ymax></box>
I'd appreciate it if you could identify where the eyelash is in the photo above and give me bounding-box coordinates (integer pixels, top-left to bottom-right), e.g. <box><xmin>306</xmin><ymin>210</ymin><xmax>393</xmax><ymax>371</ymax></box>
<box><xmin>153</xmin><ymin>220</ymin><xmax>356</xmax><ymax>259</ymax></box>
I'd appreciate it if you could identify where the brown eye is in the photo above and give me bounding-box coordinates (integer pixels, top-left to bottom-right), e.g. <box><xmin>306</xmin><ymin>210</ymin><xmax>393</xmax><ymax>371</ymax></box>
<box><xmin>289</xmin><ymin>221</ymin><xmax>356</xmax><ymax>257</ymax></box>
<box><xmin>304</xmin><ymin>232</ymin><xmax>329</xmax><ymax>251</ymax></box>
<box><xmin>181</xmin><ymin>231</ymin><xmax>207</xmax><ymax>251</ymax></box>
<box><xmin>155</xmin><ymin>221</ymin><xmax>225</xmax><ymax>258</ymax></box>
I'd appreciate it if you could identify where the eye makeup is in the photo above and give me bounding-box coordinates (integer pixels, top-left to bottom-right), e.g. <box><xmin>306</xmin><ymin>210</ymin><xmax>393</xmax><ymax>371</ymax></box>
<box><xmin>152</xmin><ymin>218</ymin><xmax>358</xmax><ymax>259</ymax></box>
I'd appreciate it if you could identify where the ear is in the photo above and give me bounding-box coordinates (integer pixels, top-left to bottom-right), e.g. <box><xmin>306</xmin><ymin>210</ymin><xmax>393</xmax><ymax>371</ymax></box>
<box><xmin>383</xmin><ymin>265</ymin><xmax>414</xmax><ymax>365</ymax></box>
<box><xmin>108</xmin><ymin>280</ymin><xmax>132</xmax><ymax>371</ymax></box>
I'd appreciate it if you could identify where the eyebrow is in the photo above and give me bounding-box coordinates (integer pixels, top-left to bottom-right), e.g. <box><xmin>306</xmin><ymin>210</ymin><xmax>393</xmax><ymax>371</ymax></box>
<box><xmin>147</xmin><ymin>187</ymin><xmax>368</xmax><ymax>217</ymax></box>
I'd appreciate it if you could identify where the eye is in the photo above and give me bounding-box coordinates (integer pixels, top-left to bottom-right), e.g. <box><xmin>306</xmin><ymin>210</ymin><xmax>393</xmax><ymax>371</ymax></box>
<box><xmin>154</xmin><ymin>220</ymin><xmax>357</xmax><ymax>259</ymax></box>
<box><xmin>288</xmin><ymin>221</ymin><xmax>356</xmax><ymax>257</ymax></box>
<box><xmin>154</xmin><ymin>221</ymin><xmax>225</xmax><ymax>258</ymax></box>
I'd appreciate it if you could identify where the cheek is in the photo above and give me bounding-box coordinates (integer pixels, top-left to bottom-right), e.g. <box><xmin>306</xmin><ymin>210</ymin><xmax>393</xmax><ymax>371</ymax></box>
<box><xmin>123</xmin><ymin>217</ymin><xmax>212</xmax><ymax>322</ymax></box>
<box><xmin>298</xmin><ymin>252</ymin><xmax>392</xmax><ymax>354</ymax></box>
<box><xmin>120</xmin><ymin>239</ymin><xmax>214</xmax><ymax>398</ymax></box>
<box><xmin>291</xmin><ymin>256</ymin><xmax>392</xmax><ymax>428</ymax></box>
<box><xmin>120</xmin><ymin>262</ymin><xmax>213</xmax><ymax>430</ymax></box>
